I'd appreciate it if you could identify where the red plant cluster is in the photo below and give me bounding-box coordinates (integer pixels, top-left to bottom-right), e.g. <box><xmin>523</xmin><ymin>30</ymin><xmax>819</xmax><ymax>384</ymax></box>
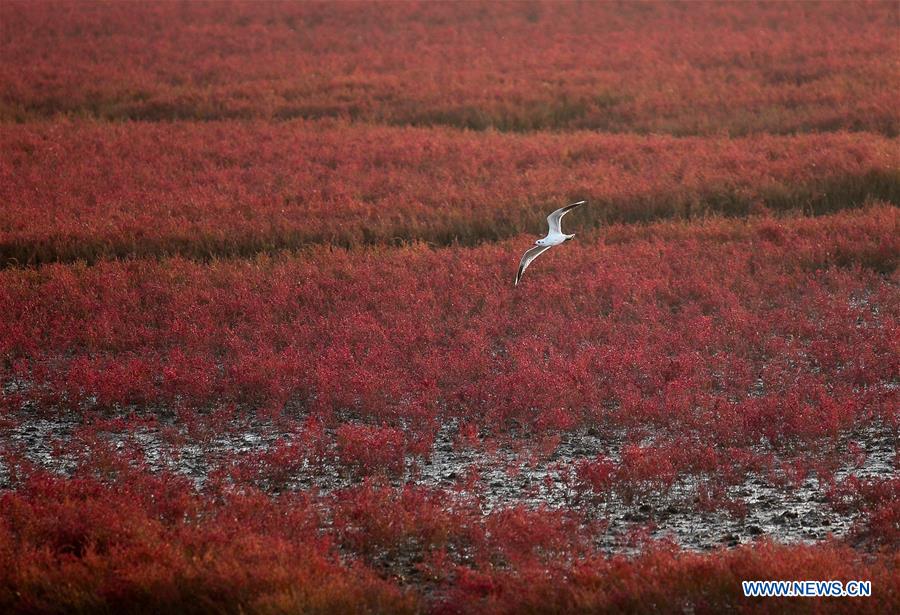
<box><xmin>2</xmin><ymin>1</ymin><xmax>898</xmax><ymax>612</ymax></box>
<box><xmin>2</xmin><ymin>208</ymin><xmax>896</xmax><ymax>504</ymax></box>
<box><xmin>1</xmin><ymin>1</ymin><xmax>897</xmax><ymax>134</ymax></box>
<box><xmin>1</xmin><ymin>122</ymin><xmax>897</xmax><ymax>264</ymax></box>
<box><xmin>829</xmin><ymin>476</ymin><xmax>900</xmax><ymax>550</ymax></box>
<box><xmin>0</xmin><ymin>472</ymin><xmax>418</xmax><ymax>613</ymax></box>
<box><xmin>225</xmin><ymin>420</ymin><xmax>328</xmax><ymax>491</ymax></box>
<box><xmin>337</xmin><ymin>423</ymin><xmax>407</xmax><ymax>477</ymax></box>
<box><xmin>3</xmin><ymin>208</ymin><xmax>894</xmax><ymax>419</ymax></box>
<box><xmin>2</xmin><ymin>470</ymin><xmax>898</xmax><ymax>613</ymax></box>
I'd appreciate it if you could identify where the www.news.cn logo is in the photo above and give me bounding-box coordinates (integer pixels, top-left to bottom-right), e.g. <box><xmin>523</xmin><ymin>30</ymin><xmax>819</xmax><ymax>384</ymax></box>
<box><xmin>743</xmin><ymin>580</ymin><xmax>871</xmax><ymax>598</ymax></box>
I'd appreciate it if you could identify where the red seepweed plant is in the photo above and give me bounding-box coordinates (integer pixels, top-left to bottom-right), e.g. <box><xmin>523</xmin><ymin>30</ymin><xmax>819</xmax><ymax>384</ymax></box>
<box><xmin>1</xmin><ymin>2</ymin><xmax>898</xmax><ymax>611</ymax></box>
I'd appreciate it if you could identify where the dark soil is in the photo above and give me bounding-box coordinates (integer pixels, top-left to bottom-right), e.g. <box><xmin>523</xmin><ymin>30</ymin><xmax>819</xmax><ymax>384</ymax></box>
<box><xmin>2</xmin><ymin>408</ymin><xmax>895</xmax><ymax>555</ymax></box>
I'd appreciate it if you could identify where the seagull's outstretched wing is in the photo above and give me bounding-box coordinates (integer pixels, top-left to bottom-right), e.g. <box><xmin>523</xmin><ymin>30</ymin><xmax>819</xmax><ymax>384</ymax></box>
<box><xmin>515</xmin><ymin>244</ymin><xmax>552</xmax><ymax>286</ymax></box>
<box><xmin>547</xmin><ymin>200</ymin><xmax>586</xmax><ymax>234</ymax></box>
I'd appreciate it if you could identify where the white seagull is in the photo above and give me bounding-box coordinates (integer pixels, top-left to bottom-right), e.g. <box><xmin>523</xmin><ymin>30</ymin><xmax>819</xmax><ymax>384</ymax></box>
<box><xmin>514</xmin><ymin>200</ymin><xmax>587</xmax><ymax>286</ymax></box>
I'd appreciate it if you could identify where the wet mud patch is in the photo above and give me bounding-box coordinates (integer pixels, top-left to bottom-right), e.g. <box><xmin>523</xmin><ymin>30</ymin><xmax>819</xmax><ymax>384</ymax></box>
<box><xmin>1</xmin><ymin>410</ymin><xmax>895</xmax><ymax>555</ymax></box>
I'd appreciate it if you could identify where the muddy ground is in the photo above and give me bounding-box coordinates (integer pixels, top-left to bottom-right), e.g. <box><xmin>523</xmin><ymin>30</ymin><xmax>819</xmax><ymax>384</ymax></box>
<box><xmin>2</xmin><ymin>407</ymin><xmax>895</xmax><ymax>554</ymax></box>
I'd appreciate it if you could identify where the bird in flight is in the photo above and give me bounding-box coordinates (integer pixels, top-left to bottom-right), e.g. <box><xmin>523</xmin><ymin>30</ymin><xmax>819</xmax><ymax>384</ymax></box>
<box><xmin>514</xmin><ymin>200</ymin><xmax>587</xmax><ymax>286</ymax></box>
